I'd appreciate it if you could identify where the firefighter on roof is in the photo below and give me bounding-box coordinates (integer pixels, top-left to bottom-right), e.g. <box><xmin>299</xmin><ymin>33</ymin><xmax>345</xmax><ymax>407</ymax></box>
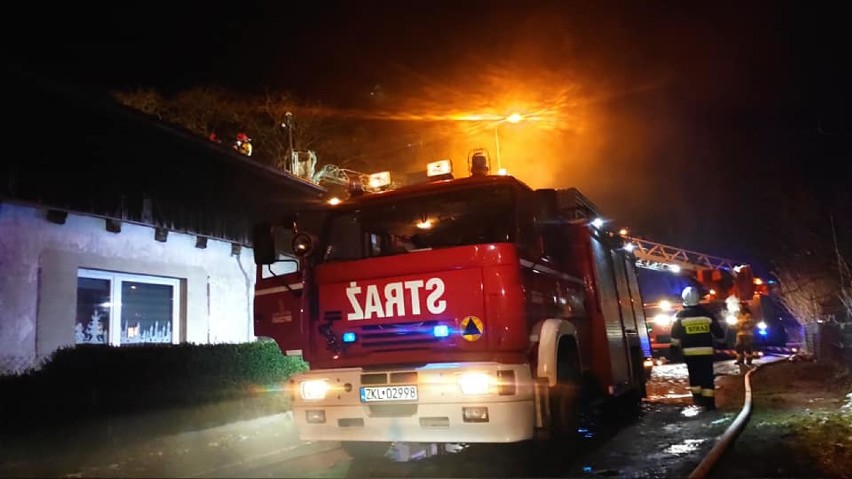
<box><xmin>735</xmin><ymin>304</ymin><xmax>757</xmax><ymax>365</ymax></box>
<box><xmin>671</xmin><ymin>286</ymin><xmax>725</xmax><ymax>410</ymax></box>
<box><xmin>233</xmin><ymin>132</ymin><xmax>252</xmax><ymax>156</ymax></box>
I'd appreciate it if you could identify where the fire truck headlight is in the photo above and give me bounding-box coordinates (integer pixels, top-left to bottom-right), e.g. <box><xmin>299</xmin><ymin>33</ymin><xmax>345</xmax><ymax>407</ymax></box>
<box><xmin>300</xmin><ymin>380</ymin><xmax>330</xmax><ymax>400</ymax></box>
<box><xmin>292</xmin><ymin>232</ymin><xmax>315</xmax><ymax>257</ymax></box>
<box><xmin>653</xmin><ymin>314</ymin><xmax>671</xmax><ymax>326</ymax></box>
<box><xmin>726</xmin><ymin>315</ymin><xmax>738</xmax><ymax>325</ymax></box>
<box><xmin>458</xmin><ymin>372</ymin><xmax>492</xmax><ymax>395</ymax></box>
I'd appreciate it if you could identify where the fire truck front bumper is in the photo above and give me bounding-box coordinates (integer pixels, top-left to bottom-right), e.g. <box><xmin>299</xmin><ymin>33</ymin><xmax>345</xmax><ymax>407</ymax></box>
<box><xmin>289</xmin><ymin>362</ymin><xmax>535</xmax><ymax>443</ymax></box>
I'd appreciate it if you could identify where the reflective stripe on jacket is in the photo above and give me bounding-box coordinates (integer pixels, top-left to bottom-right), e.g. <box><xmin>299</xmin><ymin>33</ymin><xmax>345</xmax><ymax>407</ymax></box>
<box><xmin>671</xmin><ymin>304</ymin><xmax>725</xmax><ymax>352</ymax></box>
<box><xmin>683</xmin><ymin>346</ymin><xmax>715</xmax><ymax>356</ymax></box>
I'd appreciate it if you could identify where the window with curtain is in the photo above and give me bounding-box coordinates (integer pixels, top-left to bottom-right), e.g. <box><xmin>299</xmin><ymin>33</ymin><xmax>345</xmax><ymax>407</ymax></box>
<box><xmin>75</xmin><ymin>269</ymin><xmax>181</xmax><ymax>346</ymax></box>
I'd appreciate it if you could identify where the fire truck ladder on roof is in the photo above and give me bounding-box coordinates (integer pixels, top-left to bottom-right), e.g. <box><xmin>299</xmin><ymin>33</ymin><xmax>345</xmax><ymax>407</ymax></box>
<box><xmin>624</xmin><ymin>236</ymin><xmax>746</xmax><ymax>273</ymax></box>
<box><xmin>311</xmin><ymin>164</ymin><xmax>368</xmax><ymax>187</ymax></box>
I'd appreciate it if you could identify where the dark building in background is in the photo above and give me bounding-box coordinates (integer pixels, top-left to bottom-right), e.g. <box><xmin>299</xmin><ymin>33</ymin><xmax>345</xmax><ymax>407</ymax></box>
<box><xmin>0</xmin><ymin>67</ymin><xmax>324</xmax><ymax>374</ymax></box>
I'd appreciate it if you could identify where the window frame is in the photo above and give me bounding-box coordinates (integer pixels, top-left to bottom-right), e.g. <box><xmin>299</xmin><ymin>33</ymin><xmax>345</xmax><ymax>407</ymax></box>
<box><xmin>319</xmin><ymin>184</ymin><xmax>521</xmax><ymax>263</ymax></box>
<box><xmin>77</xmin><ymin>268</ymin><xmax>181</xmax><ymax>346</ymax></box>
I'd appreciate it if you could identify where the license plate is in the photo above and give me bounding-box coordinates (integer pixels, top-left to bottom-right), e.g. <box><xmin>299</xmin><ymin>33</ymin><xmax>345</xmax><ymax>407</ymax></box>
<box><xmin>360</xmin><ymin>385</ymin><xmax>418</xmax><ymax>402</ymax></box>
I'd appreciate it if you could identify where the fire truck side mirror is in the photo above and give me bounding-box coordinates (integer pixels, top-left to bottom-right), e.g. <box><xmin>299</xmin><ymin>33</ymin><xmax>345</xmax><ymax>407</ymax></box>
<box><xmin>252</xmin><ymin>223</ymin><xmax>277</xmax><ymax>265</ymax></box>
<box><xmin>292</xmin><ymin>232</ymin><xmax>318</xmax><ymax>258</ymax></box>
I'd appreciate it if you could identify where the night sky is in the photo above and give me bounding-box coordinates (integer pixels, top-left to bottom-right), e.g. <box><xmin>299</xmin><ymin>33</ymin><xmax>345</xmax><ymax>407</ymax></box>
<box><xmin>6</xmin><ymin>0</ymin><xmax>850</xmax><ymax>275</ymax></box>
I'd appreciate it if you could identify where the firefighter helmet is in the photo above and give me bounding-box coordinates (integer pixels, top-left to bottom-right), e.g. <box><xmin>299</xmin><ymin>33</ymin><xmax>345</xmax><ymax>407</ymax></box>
<box><xmin>682</xmin><ymin>286</ymin><xmax>701</xmax><ymax>306</ymax></box>
<box><xmin>236</xmin><ymin>132</ymin><xmax>250</xmax><ymax>142</ymax></box>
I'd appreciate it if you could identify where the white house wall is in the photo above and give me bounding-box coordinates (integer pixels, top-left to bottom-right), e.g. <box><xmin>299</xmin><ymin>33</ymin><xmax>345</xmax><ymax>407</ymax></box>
<box><xmin>0</xmin><ymin>203</ymin><xmax>257</xmax><ymax>374</ymax></box>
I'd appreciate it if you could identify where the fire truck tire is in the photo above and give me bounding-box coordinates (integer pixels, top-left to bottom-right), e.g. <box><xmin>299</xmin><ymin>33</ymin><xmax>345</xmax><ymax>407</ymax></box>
<box><xmin>550</xmin><ymin>382</ymin><xmax>580</xmax><ymax>438</ymax></box>
<box><xmin>623</xmin><ymin>388</ymin><xmax>644</xmax><ymax>417</ymax></box>
<box><xmin>550</xmin><ymin>338</ymin><xmax>582</xmax><ymax>439</ymax></box>
<box><xmin>340</xmin><ymin>441</ymin><xmax>392</xmax><ymax>459</ymax></box>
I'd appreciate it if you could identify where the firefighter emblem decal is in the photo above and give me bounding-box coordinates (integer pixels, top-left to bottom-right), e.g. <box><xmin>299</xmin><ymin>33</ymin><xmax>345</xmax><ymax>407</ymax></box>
<box><xmin>460</xmin><ymin>316</ymin><xmax>484</xmax><ymax>341</ymax></box>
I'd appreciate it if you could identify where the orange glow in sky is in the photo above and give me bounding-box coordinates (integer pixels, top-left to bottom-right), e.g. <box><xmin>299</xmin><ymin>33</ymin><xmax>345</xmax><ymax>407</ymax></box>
<box><xmin>286</xmin><ymin>62</ymin><xmax>657</xmax><ymax>229</ymax></box>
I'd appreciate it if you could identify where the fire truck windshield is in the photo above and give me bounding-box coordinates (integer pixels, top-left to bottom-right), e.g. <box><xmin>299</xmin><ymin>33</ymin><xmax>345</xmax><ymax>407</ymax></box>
<box><xmin>322</xmin><ymin>185</ymin><xmax>516</xmax><ymax>262</ymax></box>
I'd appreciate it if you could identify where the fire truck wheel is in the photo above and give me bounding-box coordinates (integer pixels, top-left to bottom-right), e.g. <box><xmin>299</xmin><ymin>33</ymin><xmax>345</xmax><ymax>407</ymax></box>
<box><xmin>340</xmin><ymin>441</ymin><xmax>392</xmax><ymax>459</ymax></box>
<box><xmin>549</xmin><ymin>381</ymin><xmax>580</xmax><ymax>439</ymax></box>
<box><xmin>550</xmin><ymin>339</ymin><xmax>582</xmax><ymax>439</ymax></box>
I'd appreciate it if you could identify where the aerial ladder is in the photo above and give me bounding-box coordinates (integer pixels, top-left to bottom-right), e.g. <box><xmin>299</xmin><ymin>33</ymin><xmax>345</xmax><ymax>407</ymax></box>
<box><xmin>553</xmin><ymin>191</ymin><xmax>764</xmax><ymax>302</ymax></box>
<box><xmin>283</xmin><ymin>149</ymin><xmax>393</xmax><ymax>195</ymax></box>
<box><xmin>622</xmin><ymin>234</ymin><xmax>775</xmax><ymax>357</ymax></box>
<box><xmin>311</xmin><ymin>164</ymin><xmax>367</xmax><ymax>189</ymax></box>
<box><xmin>622</xmin><ymin>234</ymin><xmax>765</xmax><ymax>301</ymax></box>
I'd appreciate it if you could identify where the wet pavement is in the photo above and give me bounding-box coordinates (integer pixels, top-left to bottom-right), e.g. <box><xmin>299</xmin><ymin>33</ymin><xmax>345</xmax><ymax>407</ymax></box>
<box><xmin>243</xmin><ymin>359</ymin><xmax>757</xmax><ymax>478</ymax></box>
<box><xmin>0</xmin><ymin>411</ymin><xmax>338</xmax><ymax>478</ymax></box>
<box><xmin>0</xmin><ymin>357</ymin><xmax>785</xmax><ymax>478</ymax></box>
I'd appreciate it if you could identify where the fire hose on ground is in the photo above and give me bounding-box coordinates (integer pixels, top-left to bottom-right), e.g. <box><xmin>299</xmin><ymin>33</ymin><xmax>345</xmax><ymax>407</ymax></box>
<box><xmin>687</xmin><ymin>357</ymin><xmax>789</xmax><ymax>479</ymax></box>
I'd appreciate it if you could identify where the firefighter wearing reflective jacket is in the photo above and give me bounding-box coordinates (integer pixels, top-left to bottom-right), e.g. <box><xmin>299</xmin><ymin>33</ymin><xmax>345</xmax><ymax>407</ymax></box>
<box><xmin>735</xmin><ymin>304</ymin><xmax>756</xmax><ymax>365</ymax></box>
<box><xmin>233</xmin><ymin>132</ymin><xmax>253</xmax><ymax>157</ymax></box>
<box><xmin>671</xmin><ymin>286</ymin><xmax>725</xmax><ymax>410</ymax></box>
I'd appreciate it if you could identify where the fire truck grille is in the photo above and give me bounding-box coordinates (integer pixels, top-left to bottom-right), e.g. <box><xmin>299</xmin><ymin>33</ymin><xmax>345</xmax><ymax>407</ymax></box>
<box><xmin>360</xmin><ymin>371</ymin><xmax>418</xmax><ymax>385</ymax></box>
<box><xmin>358</xmin><ymin>320</ymin><xmax>446</xmax><ymax>348</ymax></box>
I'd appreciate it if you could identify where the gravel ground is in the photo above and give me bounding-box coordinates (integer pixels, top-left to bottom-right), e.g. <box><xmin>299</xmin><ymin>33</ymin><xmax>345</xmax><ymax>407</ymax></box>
<box><xmin>710</xmin><ymin>358</ymin><xmax>852</xmax><ymax>479</ymax></box>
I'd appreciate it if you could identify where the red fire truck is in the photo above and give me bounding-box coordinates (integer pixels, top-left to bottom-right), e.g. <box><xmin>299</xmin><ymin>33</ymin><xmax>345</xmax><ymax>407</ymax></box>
<box><xmin>252</xmin><ymin>153</ymin><xmax>652</xmax><ymax>448</ymax></box>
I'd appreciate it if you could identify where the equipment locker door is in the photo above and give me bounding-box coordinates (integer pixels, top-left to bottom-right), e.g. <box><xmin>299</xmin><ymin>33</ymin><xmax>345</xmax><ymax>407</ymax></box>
<box><xmin>254</xmin><ymin>267</ymin><xmax>308</xmax><ymax>356</ymax></box>
<box><xmin>590</xmin><ymin>236</ymin><xmax>631</xmax><ymax>388</ymax></box>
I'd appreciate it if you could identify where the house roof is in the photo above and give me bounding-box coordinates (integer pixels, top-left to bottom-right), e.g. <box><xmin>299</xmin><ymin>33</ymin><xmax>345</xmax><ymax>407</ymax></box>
<box><xmin>1</xmin><ymin>65</ymin><xmax>325</xmax><ymax>244</ymax></box>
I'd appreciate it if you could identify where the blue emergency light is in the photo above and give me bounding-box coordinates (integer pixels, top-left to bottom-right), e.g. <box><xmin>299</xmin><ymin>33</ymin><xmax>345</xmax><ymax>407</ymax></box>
<box><xmin>342</xmin><ymin>332</ymin><xmax>357</xmax><ymax>343</ymax></box>
<box><xmin>433</xmin><ymin>325</ymin><xmax>449</xmax><ymax>337</ymax></box>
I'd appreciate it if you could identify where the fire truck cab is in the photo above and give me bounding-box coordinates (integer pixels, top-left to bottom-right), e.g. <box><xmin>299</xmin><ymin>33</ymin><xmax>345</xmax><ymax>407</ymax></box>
<box><xmin>253</xmin><ymin>157</ymin><xmax>652</xmax><ymax>446</ymax></box>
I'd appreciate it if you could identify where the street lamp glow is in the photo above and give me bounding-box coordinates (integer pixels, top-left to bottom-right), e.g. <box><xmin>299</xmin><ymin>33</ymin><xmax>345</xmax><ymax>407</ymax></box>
<box><xmin>495</xmin><ymin>113</ymin><xmax>524</xmax><ymax>172</ymax></box>
<box><xmin>506</xmin><ymin>112</ymin><xmax>523</xmax><ymax>124</ymax></box>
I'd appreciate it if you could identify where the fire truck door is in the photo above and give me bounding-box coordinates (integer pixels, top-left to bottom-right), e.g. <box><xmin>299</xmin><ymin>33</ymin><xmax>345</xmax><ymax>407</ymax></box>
<box><xmin>254</xmin><ymin>269</ymin><xmax>308</xmax><ymax>356</ymax></box>
<box><xmin>611</xmin><ymin>249</ymin><xmax>647</xmax><ymax>385</ymax></box>
<box><xmin>590</xmin><ymin>236</ymin><xmax>631</xmax><ymax>387</ymax></box>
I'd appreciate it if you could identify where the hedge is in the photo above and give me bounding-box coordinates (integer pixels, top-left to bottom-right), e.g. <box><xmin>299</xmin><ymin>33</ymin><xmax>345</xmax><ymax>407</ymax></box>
<box><xmin>0</xmin><ymin>340</ymin><xmax>307</xmax><ymax>433</ymax></box>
